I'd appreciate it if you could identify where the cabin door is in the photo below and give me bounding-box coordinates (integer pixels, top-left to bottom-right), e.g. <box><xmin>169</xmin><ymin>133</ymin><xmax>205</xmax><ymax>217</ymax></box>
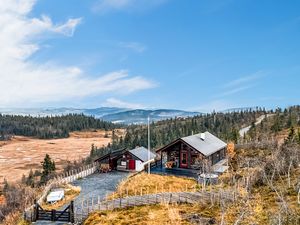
<box><xmin>128</xmin><ymin>159</ymin><xmax>135</xmax><ymax>170</ymax></box>
<box><xmin>180</xmin><ymin>151</ymin><xmax>188</xmax><ymax>168</ymax></box>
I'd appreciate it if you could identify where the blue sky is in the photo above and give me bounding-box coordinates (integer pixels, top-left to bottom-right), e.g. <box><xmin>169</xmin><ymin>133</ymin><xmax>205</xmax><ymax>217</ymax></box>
<box><xmin>1</xmin><ymin>0</ymin><xmax>299</xmax><ymax>112</ymax></box>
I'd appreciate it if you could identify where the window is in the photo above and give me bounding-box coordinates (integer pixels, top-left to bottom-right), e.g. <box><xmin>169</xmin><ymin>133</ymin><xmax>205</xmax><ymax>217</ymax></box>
<box><xmin>182</xmin><ymin>153</ymin><xmax>187</xmax><ymax>164</ymax></box>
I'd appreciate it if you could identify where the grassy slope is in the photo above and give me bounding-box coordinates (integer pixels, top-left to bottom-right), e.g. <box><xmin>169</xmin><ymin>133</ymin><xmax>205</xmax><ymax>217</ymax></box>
<box><xmin>107</xmin><ymin>173</ymin><xmax>197</xmax><ymax>200</ymax></box>
<box><xmin>84</xmin><ymin>203</ymin><xmax>220</xmax><ymax>225</ymax></box>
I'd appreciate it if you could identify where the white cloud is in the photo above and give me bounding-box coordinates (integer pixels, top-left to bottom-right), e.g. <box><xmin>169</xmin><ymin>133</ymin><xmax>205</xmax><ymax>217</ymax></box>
<box><xmin>224</xmin><ymin>71</ymin><xmax>265</xmax><ymax>88</ymax></box>
<box><xmin>119</xmin><ymin>41</ymin><xmax>146</xmax><ymax>53</ymax></box>
<box><xmin>0</xmin><ymin>0</ymin><xmax>156</xmax><ymax>107</ymax></box>
<box><xmin>216</xmin><ymin>71</ymin><xmax>267</xmax><ymax>98</ymax></box>
<box><xmin>103</xmin><ymin>98</ymin><xmax>144</xmax><ymax>109</ymax></box>
<box><xmin>92</xmin><ymin>0</ymin><xmax>168</xmax><ymax>13</ymax></box>
<box><xmin>52</xmin><ymin>17</ymin><xmax>83</xmax><ymax>37</ymax></box>
<box><xmin>216</xmin><ymin>85</ymin><xmax>254</xmax><ymax>98</ymax></box>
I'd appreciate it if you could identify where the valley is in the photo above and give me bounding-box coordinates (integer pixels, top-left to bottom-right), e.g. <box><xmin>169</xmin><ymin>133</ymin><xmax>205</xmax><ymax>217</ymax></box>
<box><xmin>0</xmin><ymin>130</ymin><xmax>114</xmax><ymax>184</ymax></box>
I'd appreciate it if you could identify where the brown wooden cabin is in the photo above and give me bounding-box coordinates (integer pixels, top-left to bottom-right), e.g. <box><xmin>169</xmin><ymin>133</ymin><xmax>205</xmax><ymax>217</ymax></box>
<box><xmin>156</xmin><ymin>132</ymin><xmax>227</xmax><ymax>171</ymax></box>
<box><xmin>94</xmin><ymin>148</ymin><xmax>127</xmax><ymax>170</ymax></box>
<box><xmin>94</xmin><ymin>147</ymin><xmax>156</xmax><ymax>172</ymax></box>
<box><xmin>117</xmin><ymin>147</ymin><xmax>156</xmax><ymax>172</ymax></box>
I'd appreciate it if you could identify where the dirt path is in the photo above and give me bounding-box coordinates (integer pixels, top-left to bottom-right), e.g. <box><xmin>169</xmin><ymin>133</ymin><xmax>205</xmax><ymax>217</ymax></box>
<box><xmin>239</xmin><ymin>114</ymin><xmax>274</xmax><ymax>137</ymax></box>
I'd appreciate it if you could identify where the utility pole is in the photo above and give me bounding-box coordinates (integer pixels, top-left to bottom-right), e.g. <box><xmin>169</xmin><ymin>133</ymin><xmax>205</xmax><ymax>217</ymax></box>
<box><xmin>148</xmin><ymin>116</ymin><xmax>151</xmax><ymax>174</ymax></box>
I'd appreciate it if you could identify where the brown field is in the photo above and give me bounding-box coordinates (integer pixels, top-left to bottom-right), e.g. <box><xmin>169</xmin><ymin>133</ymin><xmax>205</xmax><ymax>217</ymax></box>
<box><xmin>0</xmin><ymin>130</ymin><xmax>123</xmax><ymax>184</ymax></box>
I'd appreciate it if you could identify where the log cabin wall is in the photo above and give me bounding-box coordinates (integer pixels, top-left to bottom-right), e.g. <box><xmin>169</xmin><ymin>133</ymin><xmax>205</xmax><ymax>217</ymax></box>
<box><xmin>159</xmin><ymin>140</ymin><xmax>226</xmax><ymax>169</ymax></box>
<box><xmin>210</xmin><ymin>148</ymin><xmax>226</xmax><ymax>165</ymax></box>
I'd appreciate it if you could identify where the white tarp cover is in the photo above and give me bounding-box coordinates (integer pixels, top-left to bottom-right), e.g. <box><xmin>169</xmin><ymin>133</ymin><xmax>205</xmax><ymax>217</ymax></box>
<box><xmin>46</xmin><ymin>189</ymin><xmax>64</xmax><ymax>203</ymax></box>
<box><xmin>199</xmin><ymin>173</ymin><xmax>218</xmax><ymax>179</ymax></box>
<box><xmin>214</xmin><ymin>165</ymin><xmax>229</xmax><ymax>173</ymax></box>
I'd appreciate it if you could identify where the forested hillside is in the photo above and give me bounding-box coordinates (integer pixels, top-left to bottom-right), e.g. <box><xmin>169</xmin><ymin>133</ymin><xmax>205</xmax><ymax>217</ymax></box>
<box><xmin>90</xmin><ymin>108</ymin><xmax>268</xmax><ymax>159</ymax></box>
<box><xmin>0</xmin><ymin>114</ymin><xmax>120</xmax><ymax>140</ymax></box>
<box><xmin>91</xmin><ymin>106</ymin><xmax>300</xmax><ymax>159</ymax></box>
<box><xmin>246</xmin><ymin>106</ymin><xmax>300</xmax><ymax>142</ymax></box>
<box><xmin>119</xmin><ymin>108</ymin><xmax>267</xmax><ymax>149</ymax></box>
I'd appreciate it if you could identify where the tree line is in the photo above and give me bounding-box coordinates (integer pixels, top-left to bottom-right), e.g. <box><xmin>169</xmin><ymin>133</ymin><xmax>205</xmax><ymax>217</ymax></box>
<box><xmin>90</xmin><ymin>108</ymin><xmax>268</xmax><ymax>159</ymax></box>
<box><xmin>0</xmin><ymin>114</ymin><xmax>121</xmax><ymax>140</ymax></box>
<box><xmin>246</xmin><ymin>105</ymin><xmax>300</xmax><ymax>143</ymax></box>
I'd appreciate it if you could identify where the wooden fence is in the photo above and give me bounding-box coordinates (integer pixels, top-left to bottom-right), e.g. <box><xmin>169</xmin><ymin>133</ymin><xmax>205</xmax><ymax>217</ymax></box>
<box><xmin>24</xmin><ymin>162</ymin><xmax>99</xmax><ymax>222</ymax></box>
<box><xmin>74</xmin><ymin>190</ymin><xmax>237</xmax><ymax>223</ymax></box>
<box><xmin>31</xmin><ymin>200</ymin><xmax>74</xmax><ymax>222</ymax></box>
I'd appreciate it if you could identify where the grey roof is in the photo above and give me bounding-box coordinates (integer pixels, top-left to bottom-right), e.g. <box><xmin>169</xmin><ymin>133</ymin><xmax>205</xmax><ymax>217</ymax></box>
<box><xmin>129</xmin><ymin>146</ymin><xmax>156</xmax><ymax>162</ymax></box>
<box><xmin>181</xmin><ymin>131</ymin><xmax>227</xmax><ymax>156</ymax></box>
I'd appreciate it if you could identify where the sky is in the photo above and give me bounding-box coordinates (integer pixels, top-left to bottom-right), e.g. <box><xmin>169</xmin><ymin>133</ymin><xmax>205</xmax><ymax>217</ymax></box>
<box><xmin>0</xmin><ymin>0</ymin><xmax>299</xmax><ymax>112</ymax></box>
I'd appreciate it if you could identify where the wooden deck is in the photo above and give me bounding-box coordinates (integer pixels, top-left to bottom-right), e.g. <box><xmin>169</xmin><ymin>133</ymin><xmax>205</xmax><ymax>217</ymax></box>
<box><xmin>150</xmin><ymin>166</ymin><xmax>199</xmax><ymax>178</ymax></box>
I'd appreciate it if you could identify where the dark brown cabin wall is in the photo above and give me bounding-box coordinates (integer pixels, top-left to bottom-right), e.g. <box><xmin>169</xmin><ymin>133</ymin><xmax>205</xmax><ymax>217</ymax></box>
<box><xmin>187</xmin><ymin>146</ymin><xmax>191</xmax><ymax>168</ymax></box>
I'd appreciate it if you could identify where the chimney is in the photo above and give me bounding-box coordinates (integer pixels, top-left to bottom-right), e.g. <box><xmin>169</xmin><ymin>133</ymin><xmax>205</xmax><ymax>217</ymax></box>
<box><xmin>200</xmin><ymin>133</ymin><xmax>205</xmax><ymax>141</ymax></box>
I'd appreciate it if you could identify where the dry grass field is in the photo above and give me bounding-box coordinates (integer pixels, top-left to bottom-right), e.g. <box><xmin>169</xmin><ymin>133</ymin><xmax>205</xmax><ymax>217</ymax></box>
<box><xmin>108</xmin><ymin>173</ymin><xmax>197</xmax><ymax>200</ymax></box>
<box><xmin>0</xmin><ymin>130</ymin><xmax>121</xmax><ymax>184</ymax></box>
<box><xmin>84</xmin><ymin>203</ymin><xmax>220</xmax><ymax>225</ymax></box>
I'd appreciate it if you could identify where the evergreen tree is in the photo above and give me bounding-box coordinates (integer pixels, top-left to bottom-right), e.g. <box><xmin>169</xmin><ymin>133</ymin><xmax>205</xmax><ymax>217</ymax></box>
<box><xmin>90</xmin><ymin>143</ymin><xmax>96</xmax><ymax>157</ymax></box>
<box><xmin>286</xmin><ymin>126</ymin><xmax>295</xmax><ymax>143</ymax></box>
<box><xmin>21</xmin><ymin>174</ymin><xmax>26</xmax><ymax>184</ymax></box>
<box><xmin>3</xmin><ymin>179</ymin><xmax>9</xmax><ymax>193</ymax></box>
<box><xmin>26</xmin><ymin>169</ymin><xmax>35</xmax><ymax>187</ymax></box>
<box><xmin>40</xmin><ymin>154</ymin><xmax>56</xmax><ymax>184</ymax></box>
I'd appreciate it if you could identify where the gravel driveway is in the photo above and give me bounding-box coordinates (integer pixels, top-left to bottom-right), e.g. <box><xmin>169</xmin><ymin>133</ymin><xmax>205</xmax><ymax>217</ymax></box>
<box><xmin>72</xmin><ymin>171</ymin><xmax>129</xmax><ymax>211</ymax></box>
<box><xmin>33</xmin><ymin>171</ymin><xmax>129</xmax><ymax>225</ymax></box>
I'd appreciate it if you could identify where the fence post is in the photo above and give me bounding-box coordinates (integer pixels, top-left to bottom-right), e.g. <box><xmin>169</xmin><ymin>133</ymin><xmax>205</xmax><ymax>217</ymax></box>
<box><xmin>33</xmin><ymin>200</ymin><xmax>38</xmax><ymax>222</ymax></box>
<box><xmin>87</xmin><ymin>199</ymin><xmax>89</xmax><ymax>214</ymax></box>
<box><xmin>51</xmin><ymin>209</ymin><xmax>56</xmax><ymax>221</ymax></box>
<box><xmin>70</xmin><ymin>201</ymin><xmax>75</xmax><ymax>223</ymax></box>
<box><xmin>92</xmin><ymin>198</ymin><xmax>94</xmax><ymax>211</ymax></box>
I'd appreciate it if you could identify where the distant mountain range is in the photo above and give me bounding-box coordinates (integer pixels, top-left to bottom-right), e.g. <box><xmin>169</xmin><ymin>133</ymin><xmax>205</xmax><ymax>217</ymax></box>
<box><xmin>0</xmin><ymin>107</ymin><xmax>201</xmax><ymax>125</ymax></box>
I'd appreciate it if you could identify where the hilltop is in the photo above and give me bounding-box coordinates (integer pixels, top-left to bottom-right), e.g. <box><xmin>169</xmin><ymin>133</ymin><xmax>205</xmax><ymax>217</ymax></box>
<box><xmin>0</xmin><ymin>107</ymin><xmax>201</xmax><ymax>125</ymax></box>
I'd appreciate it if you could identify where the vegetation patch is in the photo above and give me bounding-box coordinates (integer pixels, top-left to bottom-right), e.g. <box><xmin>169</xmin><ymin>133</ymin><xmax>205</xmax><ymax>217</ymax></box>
<box><xmin>84</xmin><ymin>203</ymin><xmax>220</xmax><ymax>225</ymax></box>
<box><xmin>108</xmin><ymin>173</ymin><xmax>197</xmax><ymax>199</ymax></box>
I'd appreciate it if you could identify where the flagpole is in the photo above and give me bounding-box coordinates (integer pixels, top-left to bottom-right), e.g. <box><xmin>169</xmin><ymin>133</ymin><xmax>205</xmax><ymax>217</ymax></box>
<box><xmin>148</xmin><ymin>116</ymin><xmax>150</xmax><ymax>174</ymax></box>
